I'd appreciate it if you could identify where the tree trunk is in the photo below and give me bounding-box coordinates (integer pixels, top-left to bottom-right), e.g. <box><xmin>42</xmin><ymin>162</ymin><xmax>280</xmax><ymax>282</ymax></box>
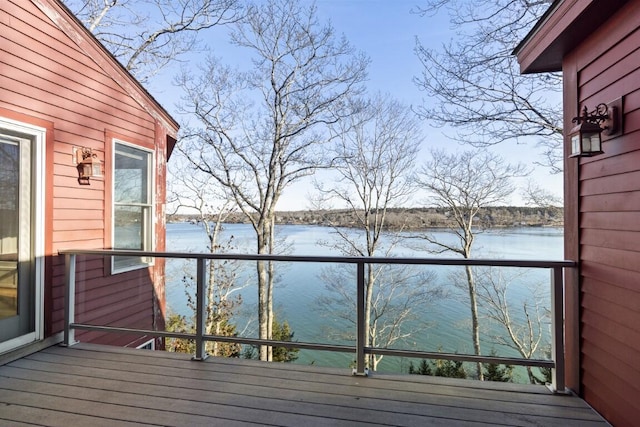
<box><xmin>464</xmin><ymin>264</ymin><xmax>483</xmax><ymax>380</ymax></box>
<box><xmin>257</xmin><ymin>216</ymin><xmax>274</xmax><ymax>361</ymax></box>
<box><xmin>365</xmin><ymin>264</ymin><xmax>375</xmax><ymax>370</ymax></box>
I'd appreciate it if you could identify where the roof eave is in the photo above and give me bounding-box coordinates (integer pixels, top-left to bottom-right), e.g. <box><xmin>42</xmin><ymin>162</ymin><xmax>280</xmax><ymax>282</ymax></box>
<box><xmin>34</xmin><ymin>0</ymin><xmax>180</xmax><ymax>137</ymax></box>
<box><xmin>514</xmin><ymin>0</ymin><xmax>629</xmax><ymax>74</ymax></box>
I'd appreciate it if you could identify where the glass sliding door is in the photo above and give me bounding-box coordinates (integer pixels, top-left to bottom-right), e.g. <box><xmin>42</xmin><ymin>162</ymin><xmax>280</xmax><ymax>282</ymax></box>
<box><xmin>0</xmin><ymin>133</ymin><xmax>34</xmax><ymax>343</ymax></box>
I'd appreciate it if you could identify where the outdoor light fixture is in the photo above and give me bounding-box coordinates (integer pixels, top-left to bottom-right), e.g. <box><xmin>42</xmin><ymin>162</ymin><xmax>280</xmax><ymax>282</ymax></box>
<box><xmin>74</xmin><ymin>147</ymin><xmax>103</xmax><ymax>184</ymax></box>
<box><xmin>569</xmin><ymin>102</ymin><xmax>619</xmax><ymax>158</ymax></box>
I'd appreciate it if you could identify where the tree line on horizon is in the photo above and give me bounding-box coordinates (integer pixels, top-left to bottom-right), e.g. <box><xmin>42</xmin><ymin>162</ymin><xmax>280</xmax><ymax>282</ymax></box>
<box><xmin>169</xmin><ymin>205</ymin><xmax>563</xmax><ymax>230</ymax></box>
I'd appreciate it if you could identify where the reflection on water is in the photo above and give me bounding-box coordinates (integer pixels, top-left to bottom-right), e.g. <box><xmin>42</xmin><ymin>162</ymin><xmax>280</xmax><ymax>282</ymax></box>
<box><xmin>166</xmin><ymin>222</ymin><xmax>564</xmax><ymax>378</ymax></box>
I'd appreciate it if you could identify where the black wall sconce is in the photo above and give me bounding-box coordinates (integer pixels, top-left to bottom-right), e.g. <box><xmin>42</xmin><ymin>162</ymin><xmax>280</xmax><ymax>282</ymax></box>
<box><xmin>569</xmin><ymin>101</ymin><xmax>621</xmax><ymax>158</ymax></box>
<box><xmin>73</xmin><ymin>147</ymin><xmax>103</xmax><ymax>185</ymax></box>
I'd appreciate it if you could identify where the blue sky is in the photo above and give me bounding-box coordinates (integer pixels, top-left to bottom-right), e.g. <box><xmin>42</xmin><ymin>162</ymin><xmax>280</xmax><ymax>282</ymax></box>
<box><xmin>152</xmin><ymin>0</ymin><xmax>563</xmax><ymax>211</ymax></box>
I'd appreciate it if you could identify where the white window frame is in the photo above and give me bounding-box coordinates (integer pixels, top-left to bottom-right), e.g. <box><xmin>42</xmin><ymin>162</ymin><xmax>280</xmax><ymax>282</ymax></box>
<box><xmin>111</xmin><ymin>139</ymin><xmax>155</xmax><ymax>274</ymax></box>
<box><xmin>136</xmin><ymin>339</ymin><xmax>155</xmax><ymax>350</ymax></box>
<box><xmin>0</xmin><ymin>116</ymin><xmax>45</xmax><ymax>352</ymax></box>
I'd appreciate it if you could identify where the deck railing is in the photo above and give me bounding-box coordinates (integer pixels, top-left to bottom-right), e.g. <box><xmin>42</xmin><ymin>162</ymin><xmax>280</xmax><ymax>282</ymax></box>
<box><xmin>60</xmin><ymin>249</ymin><xmax>575</xmax><ymax>393</ymax></box>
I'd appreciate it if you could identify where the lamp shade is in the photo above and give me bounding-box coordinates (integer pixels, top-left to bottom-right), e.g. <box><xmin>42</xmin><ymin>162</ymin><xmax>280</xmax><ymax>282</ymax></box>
<box><xmin>569</xmin><ymin>120</ymin><xmax>603</xmax><ymax>157</ymax></box>
<box><xmin>75</xmin><ymin>147</ymin><xmax>103</xmax><ymax>184</ymax></box>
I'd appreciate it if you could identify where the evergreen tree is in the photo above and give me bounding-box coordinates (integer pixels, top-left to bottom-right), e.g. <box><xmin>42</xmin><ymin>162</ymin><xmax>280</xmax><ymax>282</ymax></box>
<box><xmin>408</xmin><ymin>357</ymin><xmax>466</xmax><ymax>379</ymax></box>
<box><xmin>483</xmin><ymin>351</ymin><xmax>514</xmax><ymax>382</ymax></box>
<box><xmin>272</xmin><ymin>319</ymin><xmax>299</xmax><ymax>363</ymax></box>
<box><xmin>408</xmin><ymin>359</ymin><xmax>433</xmax><ymax>375</ymax></box>
<box><xmin>484</xmin><ymin>362</ymin><xmax>513</xmax><ymax>382</ymax></box>
<box><xmin>433</xmin><ymin>359</ymin><xmax>467</xmax><ymax>379</ymax></box>
<box><xmin>165</xmin><ymin>313</ymin><xmax>193</xmax><ymax>354</ymax></box>
<box><xmin>243</xmin><ymin>317</ymin><xmax>299</xmax><ymax>363</ymax></box>
<box><xmin>165</xmin><ymin>312</ymin><xmax>241</xmax><ymax>358</ymax></box>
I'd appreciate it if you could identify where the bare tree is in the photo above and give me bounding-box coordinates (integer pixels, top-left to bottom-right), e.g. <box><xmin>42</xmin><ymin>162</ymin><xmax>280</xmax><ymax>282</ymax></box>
<box><xmin>413</xmin><ymin>0</ymin><xmax>563</xmax><ymax>173</ymax></box>
<box><xmin>416</xmin><ymin>149</ymin><xmax>527</xmax><ymax>379</ymax></box>
<box><xmin>520</xmin><ymin>179</ymin><xmax>564</xmax><ymax>229</ymax></box>
<box><xmin>476</xmin><ymin>267</ymin><xmax>550</xmax><ymax>384</ymax></box>
<box><xmin>314</xmin><ymin>95</ymin><xmax>437</xmax><ymax>371</ymax></box>
<box><xmin>176</xmin><ymin>0</ymin><xmax>368</xmax><ymax>361</ymax></box>
<box><xmin>166</xmin><ymin>158</ymin><xmax>246</xmax><ymax>357</ymax></box>
<box><xmin>64</xmin><ymin>0</ymin><xmax>243</xmax><ymax>82</ymax></box>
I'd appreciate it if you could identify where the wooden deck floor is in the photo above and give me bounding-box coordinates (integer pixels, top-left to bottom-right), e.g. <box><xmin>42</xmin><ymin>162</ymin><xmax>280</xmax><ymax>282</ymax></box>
<box><xmin>0</xmin><ymin>343</ymin><xmax>608</xmax><ymax>426</ymax></box>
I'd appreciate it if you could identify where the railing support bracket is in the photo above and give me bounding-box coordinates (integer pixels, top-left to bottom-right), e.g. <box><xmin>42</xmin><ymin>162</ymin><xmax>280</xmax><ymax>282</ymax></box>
<box><xmin>352</xmin><ymin>367</ymin><xmax>369</xmax><ymax>377</ymax></box>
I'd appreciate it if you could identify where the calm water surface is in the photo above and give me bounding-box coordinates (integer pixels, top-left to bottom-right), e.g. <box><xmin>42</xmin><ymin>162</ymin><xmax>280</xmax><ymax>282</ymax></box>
<box><xmin>165</xmin><ymin>222</ymin><xmax>564</xmax><ymax>377</ymax></box>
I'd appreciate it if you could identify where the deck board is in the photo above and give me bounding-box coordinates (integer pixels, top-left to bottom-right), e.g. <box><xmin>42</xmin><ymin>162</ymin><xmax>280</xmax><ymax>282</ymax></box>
<box><xmin>0</xmin><ymin>344</ymin><xmax>608</xmax><ymax>426</ymax></box>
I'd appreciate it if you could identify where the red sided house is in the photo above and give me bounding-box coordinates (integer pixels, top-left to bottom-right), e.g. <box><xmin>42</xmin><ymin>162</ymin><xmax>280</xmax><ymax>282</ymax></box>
<box><xmin>515</xmin><ymin>0</ymin><xmax>640</xmax><ymax>425</ymax></box>
<box><xmin>0</xmin><ymin>0</ymin><xmax>178</xmax><ymax>355</ymax></box>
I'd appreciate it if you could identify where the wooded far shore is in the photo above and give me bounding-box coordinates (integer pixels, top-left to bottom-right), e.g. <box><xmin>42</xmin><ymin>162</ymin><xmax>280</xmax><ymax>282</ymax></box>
<box><xmin>168</xmin><ymin>206</ymin><xmax>563</xmax><ymax>230</ymax></box>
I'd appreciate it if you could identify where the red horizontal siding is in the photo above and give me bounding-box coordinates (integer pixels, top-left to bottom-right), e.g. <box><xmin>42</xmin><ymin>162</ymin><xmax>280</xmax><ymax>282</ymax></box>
<box><xmin>580</xmin><ymin>43</ymin><xmax>640</xmax><ymax>100</ymax></box>
<box><xmin>5</xmin><ymin>78</ymin><xmax>152</xmax><ymax>144</ymax></box>
<box><xmin>54</xmin><ymin>220</ymin><xmax>105</xmax><ymax>232</ymax></box>
<box><xmin>580</xmin><ymin>192</ymin><xmax>640</xmax><ymax>212</ymax></box>
<box><xmin>580</xmin><ymin>169</ymin><xmax>640</xmax><ymax>196</ymax></box>
<box><xmin>572</xmin><ymin>3</ymin><xmax>640</xmax><ymax>425</ymax></box>
<box><xmin>583</xmin><ymin>279</ymin><xmax>640</xmax><ymax>314</ymax></box>
<box><xmin>582</xmin><ymin>358</ymin><xmax>637</xmax><ymax>427</ymax></box>
<box><xmin>52</xmin><ymin>230</ymin><xmax>105</xmax><ymax>243</ymax></box>
<box><xmin>76</xmin><ymin>310</ymin><xmax>155</xmax><ymax>347</ymax></box>
<box><xmin>2</xmin><ymin>2</ymin><xmax>151</xmax><ymax>120</ymax></box>
<box><xmin>581</xmin><ymin>245</ymin><xmax>640</xmax><ymax>272</ymax></box>
<box><xmin>581</xmin><ymin>261</ymin><xmax>640</xmax><ymax>293</ymax></box>
<box><xmin>581</xmin><ymin>326</ymin><xmax>640</xmax><ymax>386</ymax></box>
<box><xmin>581</xmin><ymin>228</ymin><xmax>640</xmax><ymax>252</ymax></box>
<box><xmin>580</xmin><ymin>211</ymin><xmax>640</xmax><ymax>231</ymax></box>
<box><xmin>52</xmin><ymin>198</ymin><xmax>104</xmax><ymax>211</ymax></box>
<box><xmin>76</xmin><ymin>286</ymin><xmax>153</xmax><ymax>321</ymax></box>
<box><xmin>0</xmin><ymin>1</ymin><xmax>171</xmax><ymax>347</ymax></box>
<box><xmin>580</xmin><ymin>143</ymin><xmax>640</xmax><ymax>180</ymax></box>
<box><xmin>582</xmin><ymin>293</ymin><xmax>640</xmax><ymax>346</ymax></box>
<box><xmin>623</xmin><ymin>87</ymin><xmax>640</xmax><ymax>116</ymax></box>
<box><xmin>52</xmin><ymin>276</ymin><xmax>155</xmax><ymax>324</ymax></box>
<box><xmin>579</xmin><ymin>28</ymin><xmax>640</xmax><ymax>85</ymax></box>
<box><xmin>52</xmin><ymin>208</ymin><xmax>104</xmax><ymax>221</ymax></box>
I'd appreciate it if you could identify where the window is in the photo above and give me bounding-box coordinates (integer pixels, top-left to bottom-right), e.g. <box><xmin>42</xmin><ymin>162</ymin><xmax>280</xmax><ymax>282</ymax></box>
<box><xmin>137</xmin><ymin>339</ymin><xmax>155</xmax><ymax>350</ymax></box>
<box><xmin>113</xmin><ymin>142</ymin><xmax>153</xmax><ymax>272</ymax></box>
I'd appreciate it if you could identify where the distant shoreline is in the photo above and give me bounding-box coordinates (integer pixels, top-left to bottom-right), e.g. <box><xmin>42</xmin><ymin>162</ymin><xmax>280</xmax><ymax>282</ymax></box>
<box><xmin>168</xmin><ymin>206</ymin><xmax>563</xmax><ymax>230</ymax></box>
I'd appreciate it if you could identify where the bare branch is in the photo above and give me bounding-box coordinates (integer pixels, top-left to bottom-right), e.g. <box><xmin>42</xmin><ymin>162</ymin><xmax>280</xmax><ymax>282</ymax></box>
<box><xmin>411</xmin><ymin>148</ymin><xmax>527</xmax><ymax>379</ymax></box>
<box><xmin>176</xmin><ymin>0</ymin><xmax>368</xmax><ymax>361</ymax></box>
<box><xmin>313</xmin><ymin>94</ymin><xmax>440</xmax><ymax>370</ymax></box>
<box><xmin>413</xmin><ymin>0</ymin><xmax>563</xmax><ymax>173</ymax></box>
<box><xmin>64</xmin><ymin>0</ymin><xmax>244</xmax><ymax>82</ymax></box>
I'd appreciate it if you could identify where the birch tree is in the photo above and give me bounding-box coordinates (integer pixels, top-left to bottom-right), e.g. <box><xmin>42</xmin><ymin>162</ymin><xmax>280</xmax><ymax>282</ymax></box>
<box><xmin>315</xmin><ymin>95</ymin><xmax>437</xmax><ymax>371</ymax></box>
<box><xmin>417</xmin><ymin>149</ymin><xmax>527</xmax><ymax>379</ymax></box>
<box><xmin>64</xmin><ymin>0</ymin><xmax>243</xmax><ymax>82</ymax></box>
<box><xmin>177</xmin><ymin>0</ymin><xmax>368</xmax><ymax>361</ymax></box>
<box><xmin>166</xmin><ymin>158</ymin><xmax>244</xmax><ymax>357</ymax></box>
<box><xmin>476</xmin><ymin>268</ymin><xmax>550</xmax><ymax>384</ymax></box>
<box><xmin>413</xmin><ymin>0</ymin><xmax>562</xmax><ymax>173</ymax></box>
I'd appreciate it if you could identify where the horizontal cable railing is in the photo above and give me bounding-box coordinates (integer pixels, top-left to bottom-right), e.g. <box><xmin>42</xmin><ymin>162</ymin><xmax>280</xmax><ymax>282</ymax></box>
<box><xmin>60</xmin><ymin>249</ymin><xmax>575</xmax><ymax>392</ymax></box>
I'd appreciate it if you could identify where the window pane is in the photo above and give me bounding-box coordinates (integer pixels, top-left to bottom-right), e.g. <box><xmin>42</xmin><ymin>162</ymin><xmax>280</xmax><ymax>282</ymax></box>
<box><xmin>114</xmin><ymin>144</ymin><xmax>149</xmax><ymax>204</ymax></box>
<box><xmin>113</xmin><ymin>142</ymin><xmax>152</xmax><ymax>272</ymax></box>
<box><xmin>0</xmin><ymin>140</ymin><xmax>19</xmax><ymax>318</ymax></box>
<box><xmin>114</xmin><ymin>205</ymin><xmax>145</xmax><ymax>250</ymax></box>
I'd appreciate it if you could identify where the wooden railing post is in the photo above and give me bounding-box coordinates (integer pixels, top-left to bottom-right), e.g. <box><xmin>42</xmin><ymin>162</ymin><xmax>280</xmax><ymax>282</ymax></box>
<box><xmin>193</xmin><ymin>258</ymin><xmax>208</xmax><ymax>361</ymax></box>
<box><xmin>63</xmin><ymin>253</ymin><xmax>76</xmax><ymax>346</ymax></box>
<box><xmin>550</xmin><ymin>266</ymin><xmax>566</xmax><ymax>393</ymax></box>
<box><xmin>354</xmin><ymin>261</ymin><xmax>367</xmax><ymax>376</ymax></box>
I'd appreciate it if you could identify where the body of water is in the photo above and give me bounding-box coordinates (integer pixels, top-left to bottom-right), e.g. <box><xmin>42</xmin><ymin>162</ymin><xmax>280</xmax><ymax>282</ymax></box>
<box><xmin>165</xmin><ymin>222</ymin><xmax>564</xmax><ymax>378</ymax></box>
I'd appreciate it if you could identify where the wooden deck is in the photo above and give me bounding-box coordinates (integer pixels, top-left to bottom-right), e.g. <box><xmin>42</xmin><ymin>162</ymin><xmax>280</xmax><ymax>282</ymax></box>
<box><xmin>0</xmin><ymin>343</ymin><xmax>608</xmax><ymax>426</ymax></box>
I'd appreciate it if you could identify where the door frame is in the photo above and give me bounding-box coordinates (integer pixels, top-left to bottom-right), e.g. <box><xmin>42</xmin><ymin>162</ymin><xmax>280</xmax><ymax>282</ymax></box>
<box><xmin>0</xmin><ymin>116</ymin><xmax>45</xmax><ymax>354</ymax></box>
